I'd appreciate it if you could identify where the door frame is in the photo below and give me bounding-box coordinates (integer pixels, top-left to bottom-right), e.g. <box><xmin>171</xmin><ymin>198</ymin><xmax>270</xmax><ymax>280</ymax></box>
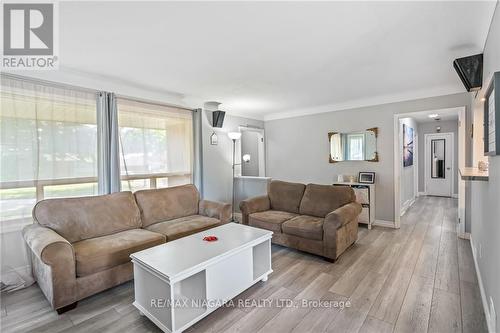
<box><xmin>424</xmin><ymin>132</ymin><xmax>455</xmax><ymax>197</ymax></box>
<box><xmin>393</xmin><ymin>106</ymin><xmax>466</xmax><ymax>229</ymax></box>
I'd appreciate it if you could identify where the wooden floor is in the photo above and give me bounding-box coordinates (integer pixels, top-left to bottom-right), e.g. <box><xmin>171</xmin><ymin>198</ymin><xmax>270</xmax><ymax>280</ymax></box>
<box><xmin>0</xmin><ymin>196</ymin><xmax>487</xmax><ymax>333</ymax></box>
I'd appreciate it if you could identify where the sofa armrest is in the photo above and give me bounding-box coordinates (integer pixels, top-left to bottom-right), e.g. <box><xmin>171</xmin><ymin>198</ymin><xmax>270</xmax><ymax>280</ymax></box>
<box><xmin>323</xmin><ymin>202</ymin><xmax>362</xmax><ymax>259</ymax></box>
<box><xmin>239</xmin><ymin>195</ymin><xmax>271</xmax><ymax>225</ymax></box>
<box><xmin>199</xmin><ymin>199</ymin><xmax>232</xmax><ymax>224</ymax></box>
<box><xmin>22</xmin><ymin>223</ymin><xmax>77</xmax><ymax>309</ymax></box>
<box><xmin>324</xmin><ymin>202</ymin><xmax>362</xmax><ymax>232</ymax></box>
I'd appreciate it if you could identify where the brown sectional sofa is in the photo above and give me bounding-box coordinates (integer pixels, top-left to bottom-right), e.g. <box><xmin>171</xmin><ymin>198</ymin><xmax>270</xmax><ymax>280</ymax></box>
<box><xmin>240</xmin><ymin>180</ymin><xmax>362</xmax><ymax>261</ymax></box>
<box><xmin>22</xmin><ymin>184</ymin><xmax>230</xmax><ymax>313</ymax></box>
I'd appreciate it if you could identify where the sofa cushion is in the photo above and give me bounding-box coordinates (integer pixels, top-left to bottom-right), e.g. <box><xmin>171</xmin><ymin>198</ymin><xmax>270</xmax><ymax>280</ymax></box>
<box><xmin>282</xmin><ymin>215</ymin><xmax>324</xmax><ymax>241</ymax></box>
<box><xmin>134</xmin><ymin>184</ymin><xmax>200</xmax><ymax>227</ymax></box>
<box><xmin>268</xmin><ymin>180</ymin><xmax>306</xmax><ymax>214</ymax></box>
<box><xmin>73</xmin><ymin>229</ymin><xmax>165</xmax><ymax>277</ymax></box>
<box><xmin>248</xmin><ymin>210</ymin><xmax>298</xmax><ymax>233</ymax></box>
<box><xmin>33</xmin><ymin>191</ymin><xmax>142</xmax><ymax>243</ymax></box>
<box><xmin>146</xmin><ymin>215</ymin><xmax>221</xmax><ymax>241</ymax></box>
<box><xmin>299</xmin><ymin>184</ymin><xmax>355</xmax><ymax>218</ymax></box>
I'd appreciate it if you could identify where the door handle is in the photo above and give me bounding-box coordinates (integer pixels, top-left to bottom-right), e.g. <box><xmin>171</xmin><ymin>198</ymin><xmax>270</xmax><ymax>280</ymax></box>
<box><xmin>446</xmin><ymin>167</ymin><xmax>451</xmax><ymax>170</ymax></box>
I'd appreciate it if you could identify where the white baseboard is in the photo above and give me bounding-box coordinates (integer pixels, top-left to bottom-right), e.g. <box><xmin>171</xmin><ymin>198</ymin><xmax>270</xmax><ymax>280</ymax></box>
<box><xmin>417</xmin><ymin>192</ymin><xmax>458</xmax><ymax>199</ymax></box>
<box><xmin>470</xmin><ymin>236</ymin><xmax>493</xmax><ymax>333</ymax></box>
<box><xmin>400</xmin><ymin>197</ymin><xmax>416</xmax><ymax>216</ymax></box>
<box><xmin>373</xmin><ymin>219</ymin><xmax>397</xmax><ymax>229</ymax></box>
<box><xmin>458</xmin><ymin>232</ymin><xmax>471</xmax><ymax>240</ymax></box>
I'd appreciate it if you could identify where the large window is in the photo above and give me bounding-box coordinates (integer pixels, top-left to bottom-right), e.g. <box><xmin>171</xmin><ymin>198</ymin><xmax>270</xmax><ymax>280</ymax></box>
<box><xmin>0</xmin><ymin>77</ymin><xmax>194</xmax><ymax>231</ymax></box>
<box><xmin>117</xmin><ymin>99</ymin><xmax>193</xmax><ymax>192</ymax></box>
<box><xmin>0</xmin><ymin>76</ymin><xmax>98</xmax><ymax>230</ymax></box>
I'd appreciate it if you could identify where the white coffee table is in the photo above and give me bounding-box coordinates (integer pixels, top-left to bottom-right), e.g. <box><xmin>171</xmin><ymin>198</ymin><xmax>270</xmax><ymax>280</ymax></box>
<box><xmin>130</xmin><ymin>223</ymin><xmax>273</xmax><ymax>333</ymax></box>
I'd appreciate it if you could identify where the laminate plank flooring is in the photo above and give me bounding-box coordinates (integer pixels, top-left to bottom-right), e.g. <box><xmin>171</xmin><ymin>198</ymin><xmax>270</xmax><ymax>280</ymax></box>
<box><xmin>0</xmin><ymin>197</ymin><xmax>486</xmax><ymax>333</ymax></box>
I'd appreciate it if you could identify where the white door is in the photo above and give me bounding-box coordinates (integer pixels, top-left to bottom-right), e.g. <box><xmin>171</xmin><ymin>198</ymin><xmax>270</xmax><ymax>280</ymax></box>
<box><xmin>425</xmin><ymin>133</ymin><xmax>453</xmax><ymax>197</ymax></box>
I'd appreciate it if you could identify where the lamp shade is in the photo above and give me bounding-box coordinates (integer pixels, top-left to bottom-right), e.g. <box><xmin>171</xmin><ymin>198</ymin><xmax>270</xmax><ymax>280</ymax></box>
<box><xmin>228</xmin><ymin>132</ymin><xmax>242</xmax><ymax>140</ymax></box>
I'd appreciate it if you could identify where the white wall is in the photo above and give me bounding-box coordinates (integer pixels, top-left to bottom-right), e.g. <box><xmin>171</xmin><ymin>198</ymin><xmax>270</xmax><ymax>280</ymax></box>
<box><xmin>417</xmin><ymin>120</ymin><xmax>459</xmax><ymax>195</ymax></box>
<box><xmin>469</xmin><ymin>3</ymin><xmax>500</xmax><ymax>331</ymax></box>
<box><xmin>265</xmin><ymin>92</ymin><xmax>471</xmax><ymax>222</ymax></box>
<box><xmin>201</xmin><ymin>110</ymin><xmax>264</xmax><ymax>203</ymax></box>
<box><xmin>399</xmin><ymin>118</ymin><xmax>418</xmax><ymax>212</ymax></box>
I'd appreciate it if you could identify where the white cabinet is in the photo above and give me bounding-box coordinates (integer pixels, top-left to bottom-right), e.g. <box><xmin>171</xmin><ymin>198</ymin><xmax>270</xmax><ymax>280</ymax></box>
<box><xmin>333</xmin><ymin>182</ymin><xmax>375</xmax><ymax>229</ymax></box>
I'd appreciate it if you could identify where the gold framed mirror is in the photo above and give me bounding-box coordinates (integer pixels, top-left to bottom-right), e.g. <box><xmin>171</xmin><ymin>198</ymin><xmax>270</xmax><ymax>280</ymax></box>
<box><xmin>328</xmin><ymin>127</ymin><xmax>379</xmax><ymax>163</ymax></box>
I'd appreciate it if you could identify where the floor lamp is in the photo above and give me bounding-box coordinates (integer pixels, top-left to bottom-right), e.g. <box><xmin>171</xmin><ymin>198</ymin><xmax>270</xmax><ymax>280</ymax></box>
<box><xmin>228</xmin><ymin>132</ymin><xmax>242</xmax><ymax>222</ymax></box>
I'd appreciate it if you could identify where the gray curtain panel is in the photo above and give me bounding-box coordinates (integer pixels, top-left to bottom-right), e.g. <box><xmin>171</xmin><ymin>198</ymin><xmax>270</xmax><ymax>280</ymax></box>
<box><xmin>97</xmin><ymin>92</ymin><xmax>121</xmax><ymax>194</ymax></box>
<box><xmin>192</xmin><ymin>108</ymin><xmax>204</xmax><ymax>196</ymax></box>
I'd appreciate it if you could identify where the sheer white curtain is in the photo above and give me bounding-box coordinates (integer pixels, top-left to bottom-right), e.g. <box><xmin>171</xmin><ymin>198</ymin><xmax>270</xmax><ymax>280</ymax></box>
<box><xmin>0</xmin><ymin>75</ymin><xmax>97</xmax><ymax>288</ymax></box>
<box><xmin>116</xmin><ymin>98</ymin><xmax>193</xmax><ymax>191</ymax></box>
<box><xmin>0</xmin><ymin>76</ymin><xmax>98</xmax><ymax>231</ymax></box>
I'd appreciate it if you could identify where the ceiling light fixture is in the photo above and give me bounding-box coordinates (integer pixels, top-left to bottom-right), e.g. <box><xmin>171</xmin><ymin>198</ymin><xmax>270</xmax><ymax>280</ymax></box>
<box><xmin>428</xmin><ymin>114</ymin><xmax>439</xmax><ymax>118</ymax></box>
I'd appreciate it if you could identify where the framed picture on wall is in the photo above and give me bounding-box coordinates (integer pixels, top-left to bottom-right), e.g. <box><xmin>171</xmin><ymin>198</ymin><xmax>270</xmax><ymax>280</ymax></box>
<box><xmin>358</xmin><ymin>172</ymin><xmax>375</xmax><ymax>184</ymax></box>
<box><xmin>403</xmin><ymin>124</ymin><xmax>414</xmax><ymax>167</ymax></box>
<box><xmin>484</xmin><ymin>72</ymin><xmax>500</xmax><ymax>156</ymax></box>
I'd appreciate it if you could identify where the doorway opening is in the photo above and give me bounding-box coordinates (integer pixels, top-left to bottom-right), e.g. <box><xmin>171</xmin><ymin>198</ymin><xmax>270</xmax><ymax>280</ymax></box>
<box><xmin>393</xmin><ymin>107</ymin><xmax>465</xmax><ymax>232</ymax></box>
<box><xmin>238</xmin><ymin>126</ymin><xmax>266</xmax><ymax>177</ymax></box>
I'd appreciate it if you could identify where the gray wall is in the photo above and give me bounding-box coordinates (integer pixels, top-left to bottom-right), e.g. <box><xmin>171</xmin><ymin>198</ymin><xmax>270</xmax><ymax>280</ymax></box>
<box><xmin>241</xmin><ymin>131</ymin><xmax>260</xmax><ymax>176</ymax></box>
<box><xmin>417</xmin><ymin>120</ymin><xmax>458</xmax><ymax>195</ymax></box>
<box><xmin>400</xmin><ymin>118</ymin><xmax>418</xmax><ymax>210</ymax></box>
<box><xmin>201</xmin><ymin>110</ymin><xmax>264</xmax><ymax>203</ymax></box>
<box><xmin>265</xmin><ymin>92</ymin><xmax>471</xmax><ymax>222</ymax></box>
<box><xmin>469</xmin><ymin>3</ymin><xmax>500</xmax><ymax>331</ymax></box>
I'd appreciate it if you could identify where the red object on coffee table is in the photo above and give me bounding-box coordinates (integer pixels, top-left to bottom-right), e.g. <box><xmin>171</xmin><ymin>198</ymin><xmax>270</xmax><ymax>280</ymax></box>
<box><xmin>203</xmin><ymin>236</ymin><xmax>218</xmax><ymax>242</ymax></box>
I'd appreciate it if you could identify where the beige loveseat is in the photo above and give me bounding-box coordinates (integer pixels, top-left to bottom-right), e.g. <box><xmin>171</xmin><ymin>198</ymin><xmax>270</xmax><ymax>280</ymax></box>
<box><xmin>22</xmin><ymin>184</ymin><xmax>230</xmax><ymax>313</ymax></box>
<box><xmin>240</xmin><ymin>180</ymin><xmax>362</xmax><ymax>261</ymax></box>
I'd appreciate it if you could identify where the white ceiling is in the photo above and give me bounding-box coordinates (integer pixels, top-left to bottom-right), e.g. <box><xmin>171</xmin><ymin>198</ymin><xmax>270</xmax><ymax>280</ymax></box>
<box><xmin>54</xmin><ymin>1</ymin><xmax>496</xmax><ymax>120</ymax></box>
<box><xmin>409</xmin><ymin>107</ymin><xmax>460</xmax><ymax>123</ymax></box>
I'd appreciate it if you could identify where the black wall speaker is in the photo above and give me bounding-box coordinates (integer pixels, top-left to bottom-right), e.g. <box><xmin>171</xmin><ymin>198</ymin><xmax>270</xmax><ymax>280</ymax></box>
<box><xmin>453</xmin><ymin>54</ymin><xmax>483</xmax><ymax>92</ymax></box>
<box><xmin>212</xmin><ymin>111</ymin><xmax>225</xmax><ymax>128</ymax></box>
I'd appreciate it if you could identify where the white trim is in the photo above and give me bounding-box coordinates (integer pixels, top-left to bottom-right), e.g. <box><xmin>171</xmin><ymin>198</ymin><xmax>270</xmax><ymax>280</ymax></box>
<box><xmin>417</xmin><ymin>191</ymin><xmax>427</xmax><ymax>197</ymax></box>
<box><xmin>457</xmin><ymin>106</ymin><xmax>467</xmax><ymax>236</ymax></box>
<box><xmin>470</xmin><ymin>236</ymin><xmax>493</xmax><ymax>333</ymax></box>
<box><xmin>264</xmin><ymin>85</ymin><xmax>464</xmax><ymax>121</ymax></box>
<box><xmin>400</xmin><ymin>197</ymin><xmax>416</xmax><ymax>216</ymax></box>
<box><xmin>424</xmin><ymin>132</ymin><xmax>455</xmax><ymax>197</ymax></box>
<box><xmin>393</xmin><ymin>115</ymin><xmax>402</xmax><ymax>228</ymax></box>
<box><xmin>457</xmin><ymin>231</ymin><xmax>471</xmax><ymax>240</ymax></box>
<box><xmin>373</xmin><ymin>220</ymin><xmax>397</xmax><ymax>229</ymax></box>
<box><xmin>452</xmin><ymin>193</ymin><xmax>459</xmax><ymax>198</ymax></box>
